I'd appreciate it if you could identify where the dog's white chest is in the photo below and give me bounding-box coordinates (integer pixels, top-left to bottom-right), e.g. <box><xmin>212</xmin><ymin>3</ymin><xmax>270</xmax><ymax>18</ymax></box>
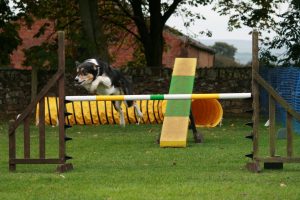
<box><xmin>96</xmin><ymin>84</ymin><xmax>120</xmax><ymax>95</ymax></box>
<box><xmin>91</xmin><ymin>75</ymin><xmax>120</xmax><ymax>95</ymax></box>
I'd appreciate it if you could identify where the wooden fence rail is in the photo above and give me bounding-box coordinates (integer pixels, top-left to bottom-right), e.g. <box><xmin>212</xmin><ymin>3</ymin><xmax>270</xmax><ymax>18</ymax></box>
<box><xmin>8</xmin><ymin>31</ymin><xmax>73</xmax><ymax>173</ymax></box>
<box><xmin>246</xmin><ymin>31</ymin><xmax>300</xmax><ymax>172</ymax></box>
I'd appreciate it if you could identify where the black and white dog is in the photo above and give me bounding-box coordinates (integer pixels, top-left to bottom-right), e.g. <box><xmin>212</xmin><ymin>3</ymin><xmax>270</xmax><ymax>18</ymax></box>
<box><xmin>74</xmin><ymin>58</ymin><xmax>143</xmax><ymax>126</ymax></box>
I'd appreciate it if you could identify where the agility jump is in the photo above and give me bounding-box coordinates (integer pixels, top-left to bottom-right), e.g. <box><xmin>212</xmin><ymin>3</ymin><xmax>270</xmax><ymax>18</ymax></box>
<box><xmin>37</xmin><ymin>93</ymin><xmax>250</xmax><ymax>126</ymax></box>
<box><xmin>8</xmin><ymin>30</ymin><xmax>300</xmax><ymax>172</ymax></box>
<box><xmin>64</xmin><ymin>93</ymin><xmax>251</xmax><ymax>101</ymax></box>
<box><xmin>36</xmin><ymin>56</ymin><xmax>250</xmax><ymax>147</ymax></box>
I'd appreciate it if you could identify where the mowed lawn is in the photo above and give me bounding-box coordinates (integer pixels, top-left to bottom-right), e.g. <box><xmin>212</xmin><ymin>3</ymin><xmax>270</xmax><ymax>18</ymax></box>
<box><xmin>1</xmin><ymin>116</ymin><xmax>300</xmax><ymax>200</ymax></box>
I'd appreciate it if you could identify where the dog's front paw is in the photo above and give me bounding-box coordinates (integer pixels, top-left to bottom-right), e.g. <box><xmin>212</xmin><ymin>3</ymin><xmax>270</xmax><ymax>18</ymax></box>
<box><xmin>90</xmin><ymin>76</ymin><xmax>103</xmax><ymax>92</ymax></box>
<box><xmin>90</xmin><ymin>84</ymin><xmax>99</xmax><ymax>93</ymax></box>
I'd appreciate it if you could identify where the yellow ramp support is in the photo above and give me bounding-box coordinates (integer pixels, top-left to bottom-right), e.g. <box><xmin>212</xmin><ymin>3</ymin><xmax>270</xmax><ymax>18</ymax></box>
<box><xmin>160</xmin><ymin>58</ymin><xmax>197</xmax><ymax>147</ymax></box>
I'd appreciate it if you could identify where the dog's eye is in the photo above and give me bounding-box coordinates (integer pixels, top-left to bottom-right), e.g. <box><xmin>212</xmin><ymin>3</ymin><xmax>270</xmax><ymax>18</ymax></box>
<box><xmin>79</xmin><ymin>70</ymin><xmax>87</xmax><ymax>76</ymax></box>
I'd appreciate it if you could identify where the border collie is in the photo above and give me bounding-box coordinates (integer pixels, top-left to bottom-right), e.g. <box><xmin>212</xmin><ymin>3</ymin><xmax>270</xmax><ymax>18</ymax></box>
<box><xmin>74</xmin><ymin>58</ymin><xmax>143</xmax><ymax>126</ymax></box>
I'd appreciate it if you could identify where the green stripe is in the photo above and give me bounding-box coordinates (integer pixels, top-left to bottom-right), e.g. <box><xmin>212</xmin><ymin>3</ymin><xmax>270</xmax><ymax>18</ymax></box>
<box><xmin>165</xmin><ymin>100</ymin><xmax>191</xmax><ymax>116</ymax></box>
<box><xmin>168</xmin><ymin>76</ymin><xmax>195</xmax><ymax>94</ymax></box>
<box><xmin>150</xmin><ymin>94</ymin><xmax>164</xmax><ymax>100</ymax></box>
<box><xmin>165</xmin><ymin>76</ymin><xmax>195</xmax><ymax>117</ymax></box>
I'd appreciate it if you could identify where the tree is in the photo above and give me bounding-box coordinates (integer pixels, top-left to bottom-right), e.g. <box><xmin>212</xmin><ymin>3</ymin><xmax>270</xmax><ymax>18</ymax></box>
<box><xmin>11</xmin><ymin>0</ymin><xmax>81</xmax><ymax>100</ymax></box>
<box><xmin>215</xmin><ymin>0</ymin><xmax>300</xmax><ymax>65</ymax></box>
<box><xmin>210</xmin><ymin>42</ymin><xmax>241</xmax><ymax>67</ymax></box>
<box><xmin>214</xmin><ymin>0</ymin><xmax>284</xmax><ymax>32</ymax></box>
<box><xmin>12</xmin><ymin>0</ymin><xmax>110</xmax><ymax>69</ymax></box>
<box><xmin>108</xmin><ymin>0</ymin><xmax>212</xmax><ymax>68</ymax></box>
<box><xmin>263</xmin><ymin>1</ymin><xmax>300</xmax><ymax>65</ymax></box>
<box><xmin>0</xmin><ymin>0</ymin><xmax>21</xmax><ymax>66</ymax></box>
<box><xmin>78</xmin><ymin>0</ymin><xmax>109</xmax><ymax>61</ymax></box>
<box><xmin>13</xmin><ymin>0</ymin><xmax>214</xmax><ymax>69</ymax></box>
<box><xmin>214</xmin><ymin>55</ymin><xmax>242</xmax><ymax>68</ymax></box>
<box><xmin>211</xmin><ymin>42</ymin><xmax>237</xmax><ymax>59</ymax></box>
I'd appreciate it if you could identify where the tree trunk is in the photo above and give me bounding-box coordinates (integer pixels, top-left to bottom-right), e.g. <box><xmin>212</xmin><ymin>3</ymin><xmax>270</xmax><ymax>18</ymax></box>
<box><xmin>148</xmin><ymin>1</ymin><xmax>163</xmax><ymax>68</ymax></box>
<box><xmin>144</xmin><ymin>34</ymin><xmax>163</xmax><ymax>68</ymax></box>
<box><xmin>31</xmin><ymin>66</ymin><xmax>37</xmax><ymax>102</ymax></box>
<box><xmin>108</xmin><ymin>0</ymin><xmax>183</xmax><ymax>68</ymax></box>
<box><xmin>78</xmin><ymin>0</ymin><xmax>109</xmax><ymax>61</ymax></box>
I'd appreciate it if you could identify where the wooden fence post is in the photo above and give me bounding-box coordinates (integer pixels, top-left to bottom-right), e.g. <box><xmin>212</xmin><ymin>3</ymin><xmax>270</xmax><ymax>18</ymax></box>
<box><xmin>8</xmin><ymin>120</ymin><xmax>16</xmax><ymax>171</ymax></box>
<box><xmin>252</xmin><ymin>30</ymin><xmax>260</xmax><ymax>159</ymax></box>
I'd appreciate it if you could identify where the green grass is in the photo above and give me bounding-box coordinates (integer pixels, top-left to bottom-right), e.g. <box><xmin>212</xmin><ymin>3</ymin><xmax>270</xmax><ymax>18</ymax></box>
<box><xmin>1</xmin><ymin>116</ymin><xmax>300</xmax><ymax>199</ymax></box>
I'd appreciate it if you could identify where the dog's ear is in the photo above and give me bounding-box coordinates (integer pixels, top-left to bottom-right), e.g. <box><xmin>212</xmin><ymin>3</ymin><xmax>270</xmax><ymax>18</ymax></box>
<box><xmin>75</xmin><ymin>61</ymin><xmax>80</xmax><ymax>67</ymax></box>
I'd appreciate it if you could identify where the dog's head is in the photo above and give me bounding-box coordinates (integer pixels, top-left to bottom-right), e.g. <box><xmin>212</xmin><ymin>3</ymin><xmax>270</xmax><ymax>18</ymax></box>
<box><xmin>74</xmin><ymin>59</ymin><xmax>104</xmax><ymax>86</ymax></box>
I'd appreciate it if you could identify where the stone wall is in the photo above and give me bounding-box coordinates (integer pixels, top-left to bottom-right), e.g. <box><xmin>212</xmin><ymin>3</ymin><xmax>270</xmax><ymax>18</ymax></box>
<box><xmin>131</xmin><ymin>67</ymin><xmax>252</xmax><ymax>114</ymax></box>
<box><xmin>0</xmin><ymin>67</ymin><xmax>252</xmax><ymax>120</ymax></box>
<box><xmin>195</xmin><ymin>67</ymin><xmax>252</xmax><ymax>114</ymax></box>
<box><xmin>0</xmin><ymin>69</ymin><xmax>32</xmax><ymax>118</ymax></box>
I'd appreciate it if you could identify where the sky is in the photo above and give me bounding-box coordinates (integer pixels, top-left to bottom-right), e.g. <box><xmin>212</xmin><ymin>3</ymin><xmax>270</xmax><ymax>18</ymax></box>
<box><xmin>166</xmin><ymin>3</ymin><xmax>288</xmax><ymax>41</ymax></box>
<box><xmin>166</xmin><ymin>4</ymin><xmax>251</xmax><ymax>41</ymax></box>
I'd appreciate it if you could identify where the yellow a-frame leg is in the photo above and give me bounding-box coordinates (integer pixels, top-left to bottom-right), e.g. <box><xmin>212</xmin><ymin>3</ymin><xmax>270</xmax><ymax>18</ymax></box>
<box><xmin>160</xmin><ymin>58</ymin><xmax>197</xmax><ymax>147</ymax></box>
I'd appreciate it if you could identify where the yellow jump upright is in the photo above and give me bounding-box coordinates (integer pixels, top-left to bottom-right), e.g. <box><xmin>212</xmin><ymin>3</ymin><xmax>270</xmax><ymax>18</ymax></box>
<box><xmin>160</xmin><ymin>58</ymin><xmax>197</xmax><ymax>147</ymax></box>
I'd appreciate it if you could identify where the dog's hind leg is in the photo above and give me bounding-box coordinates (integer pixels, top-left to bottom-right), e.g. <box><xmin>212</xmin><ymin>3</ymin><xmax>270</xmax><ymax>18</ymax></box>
<box><xmin>133</xmin><ymin>102</ymin><xmax>143</xmax><ymax>125</ymax></box>
<box><xmin>114</xmin><ymin>101</ymin><xmax>125</xmax><ymax>127</ymax></box>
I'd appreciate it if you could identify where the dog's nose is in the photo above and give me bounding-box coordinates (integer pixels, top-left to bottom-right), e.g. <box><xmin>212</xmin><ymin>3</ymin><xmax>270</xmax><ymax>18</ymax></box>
<box><xmin>74</xmin><ymin>77</ymin><xmax>80</xmax><ymax>85</ymax></box>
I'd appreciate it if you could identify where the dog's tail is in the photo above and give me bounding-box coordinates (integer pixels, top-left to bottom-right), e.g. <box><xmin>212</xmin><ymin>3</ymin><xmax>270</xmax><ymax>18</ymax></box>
<box><xmin>119</xmin><ymin>75</ymin><xmax>134</xmax><ymax>107</ymax></box>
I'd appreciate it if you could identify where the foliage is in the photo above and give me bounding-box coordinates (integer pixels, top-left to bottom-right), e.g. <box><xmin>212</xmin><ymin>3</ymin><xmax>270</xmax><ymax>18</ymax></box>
<box><xmin>214</xmin><ymin>55</ymin><xmax>242</xmax><ymax>67</ymax></box>
<box><xmin>4</xmin><ymin>0</ymin><xmax>299</xmax><ymax>69</ymax></box>
<box><xmin>125</xmin><ymin>46</ymin><xmax>147</xmax><ymax>69</ymax></box>
<box><xmin>215</xmin><ymin>0</ymin><xmax>300</xmax><ymax>66</ymax></box>
<box><xmin>8</xmin><ymin>0</ymin><xmax>133</xmax><ymax>69</ymax></box>
<box><xmin>265</xmin><ymin>2</ymin><xmax>300</xmax><ymax>65</ymax></box>
<box><xmin>210</xmin><ymin>41</ymin><xmax>241</xmax><ymax>67</ymax></box>
<box><xmin>22</xmin><ymin>42</ymin><xmax>58</xmax><ymax>70</ymax></box>
<box><xmin>11</xmin><ymin>0</ymin><xmax>83</xmax><ymax>71</ymax></box>
<box><xmin>215</xmin><ymin>0</ymin><xmax>281</xmax><ymax>31</ymax></box>
<box><xmin>104</xmin><ymin>0</ymin><xmax>213</xmax><ymax>67</ymax></box>
<box><xmin>9</xmin><ymin>0</ymin><xmax>215</xmax><ymax>70</ymax></box>
<box><xmin>0</xmin><ymin>0</ymin><xmax>21</xmax><ymax>66</ymax></box>
<box><xmin>211</xmin><ymin>42</ymin><xmax>237</xmax><ymax>59</ymax></box>
<box><xmin>259</xmin><ymin>49</ymin><xmax>278</xmax><ymax>67</ymax></box>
